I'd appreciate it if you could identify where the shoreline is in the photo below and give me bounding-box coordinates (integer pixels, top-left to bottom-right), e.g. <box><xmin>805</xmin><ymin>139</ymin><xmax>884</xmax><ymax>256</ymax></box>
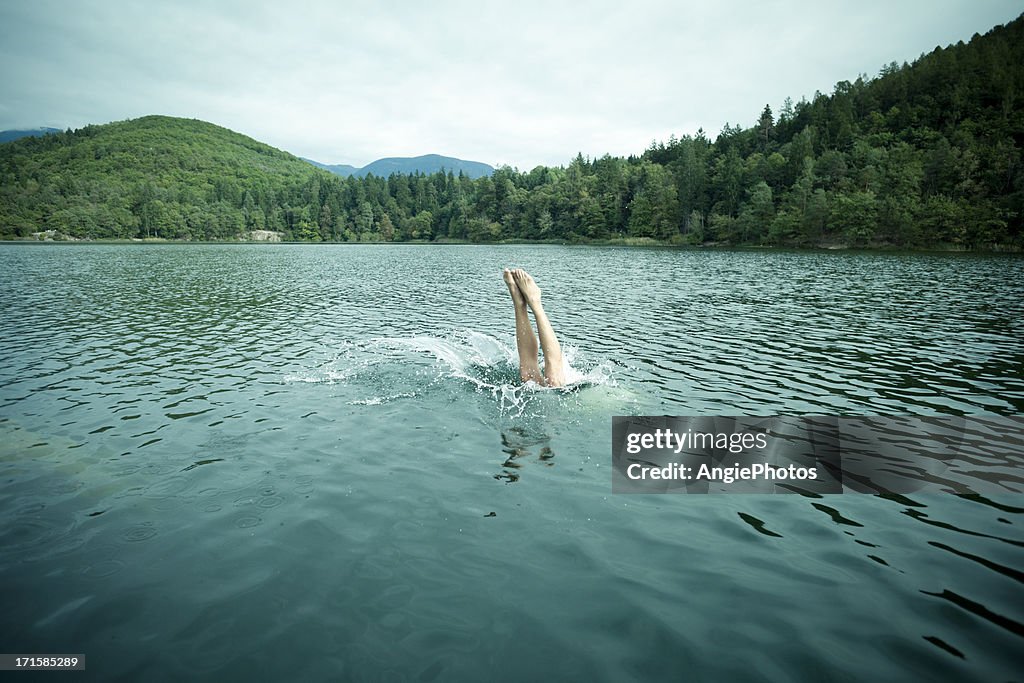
<box><xmin>1</xmin><ymin>237</ymin><xmax>1020</xmax><ymax>253</ymax></box>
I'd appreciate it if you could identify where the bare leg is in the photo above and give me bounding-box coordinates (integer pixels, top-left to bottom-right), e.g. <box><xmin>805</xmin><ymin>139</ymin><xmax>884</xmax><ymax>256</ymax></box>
<box><xmin>512</xmin><ymin>269</ymin><xmax>565</xmax><ymax>387</ymax></box>
<box><xmin>504</xmin><ymin>269</ymin><xmax>543</xmax><ymax>383</ymax></box>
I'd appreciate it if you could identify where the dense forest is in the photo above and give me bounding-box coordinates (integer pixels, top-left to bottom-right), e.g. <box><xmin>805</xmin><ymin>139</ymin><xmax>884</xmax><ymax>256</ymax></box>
<box><xmin>1</xmin><ymin>15</ymin><xmax>1022</xmax><ymax>248</ymax></box>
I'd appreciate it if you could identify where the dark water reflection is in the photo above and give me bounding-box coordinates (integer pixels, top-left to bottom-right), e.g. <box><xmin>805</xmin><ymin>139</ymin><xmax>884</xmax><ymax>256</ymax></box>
<box><xmin>0</xmin><ymin>244</ymin><xmax>1022</xmax><ymax>681</ymax></box>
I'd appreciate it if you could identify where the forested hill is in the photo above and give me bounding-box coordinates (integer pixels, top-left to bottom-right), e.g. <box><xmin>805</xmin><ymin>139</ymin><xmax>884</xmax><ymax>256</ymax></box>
<box><xmin>0</xmin><ymin>116</ymin><xmax>332</xmax><ymax>239</ymax></box>
<box><xmin>1</xmin><ymin>14</ymin><xmax>1022</xmax><ymax>247</ymax></box>
<box><xmin>634</xmin><ymin>13</ymin><xmax>1024</xmax><ymax>249</ymax></box>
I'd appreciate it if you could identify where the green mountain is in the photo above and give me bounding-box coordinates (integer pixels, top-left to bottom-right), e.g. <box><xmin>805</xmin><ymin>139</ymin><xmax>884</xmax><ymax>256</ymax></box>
<box><xmin>630</xmin><ymin>14</ymin><xmax>1024</xmax><ymax>249</ymax></box>
<box><xmin>304</xmin><ymin>154</ymin><xmax>493</xmax><ymax>179</ymax></box>
<box><xmin>1</xmin><ymin>14</ymin><xmax>1021</xmax><ymax>247</ymax></box>
<box><xmin>356</xmin><ymin>155</ymin><xmax>493</xmax><ymax>179</ymax></box>
<box><xmin>0</xmin><ymin>115</ymin><xmax>331</xmax><ymax>239</ymax></box>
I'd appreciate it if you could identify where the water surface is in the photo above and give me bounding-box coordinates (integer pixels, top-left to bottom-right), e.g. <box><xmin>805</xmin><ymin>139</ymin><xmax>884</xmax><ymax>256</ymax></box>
<box><xmin>1</xmin><ymin>244</ymin><xmax>1021</xmax><ymax>681</ymax></box>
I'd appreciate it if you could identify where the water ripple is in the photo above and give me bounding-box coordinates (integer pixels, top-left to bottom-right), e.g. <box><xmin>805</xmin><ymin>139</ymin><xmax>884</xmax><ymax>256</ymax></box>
<box><xmin>1</xmin><ymin>244</ymin><xmax>1021</xmax><ymax>681</ymax></box>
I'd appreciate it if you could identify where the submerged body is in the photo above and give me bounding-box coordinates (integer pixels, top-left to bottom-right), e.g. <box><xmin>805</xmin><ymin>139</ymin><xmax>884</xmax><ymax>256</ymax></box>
<box><xmin>503</xmin><ymin>268</ymin><xmax>565</xmax><ymax>387</ymax></box>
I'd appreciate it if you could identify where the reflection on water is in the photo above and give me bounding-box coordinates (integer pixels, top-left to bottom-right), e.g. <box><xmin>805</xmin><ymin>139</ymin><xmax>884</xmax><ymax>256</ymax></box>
<box><xmin>0</xmin><ymin>244</ymin><xmax>1022</xmax><ymax>681</ymax></box>
<box><xmin>497</xmin><ymin>427</ymin><xmax>556</xmax><ymax>483</ymax></box>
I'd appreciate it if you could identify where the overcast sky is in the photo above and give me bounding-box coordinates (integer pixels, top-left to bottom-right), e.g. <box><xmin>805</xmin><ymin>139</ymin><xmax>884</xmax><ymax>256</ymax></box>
<box><xmin>0</xmin><ymin>1</ymin><xmax>1019</xmax><ymax>170</ymax></box>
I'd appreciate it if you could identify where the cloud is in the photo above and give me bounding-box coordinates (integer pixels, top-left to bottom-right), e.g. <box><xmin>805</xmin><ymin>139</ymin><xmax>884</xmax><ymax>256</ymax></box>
<box><xmin>0</xmin><ymin>0</ymin><xmax>1020</xmax><ymax>169</ymax></box>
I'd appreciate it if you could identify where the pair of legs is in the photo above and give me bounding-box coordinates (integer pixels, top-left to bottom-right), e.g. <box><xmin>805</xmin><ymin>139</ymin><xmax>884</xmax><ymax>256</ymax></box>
<box><xmin>503</xmin><ymin>268</ymin><xmax>565</xmax><ymax>387</ymax></box>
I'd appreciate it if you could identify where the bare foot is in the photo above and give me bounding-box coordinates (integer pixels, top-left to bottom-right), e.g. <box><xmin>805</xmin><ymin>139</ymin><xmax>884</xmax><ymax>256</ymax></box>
<box><xmin>503</xmin><ymin>268</ymin><xmax>525</xmax><ymax>306</ymax></box>
<box><xmin>512</xmin><ymin>269</ymin><xmax>542</xmax><ymax>308</ymax></box>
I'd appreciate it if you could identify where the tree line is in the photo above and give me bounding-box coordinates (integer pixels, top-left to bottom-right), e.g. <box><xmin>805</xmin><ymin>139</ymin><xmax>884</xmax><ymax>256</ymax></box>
<box><xmin>1</xmin><ymin>15</ymin><xmax>1021</xmax><ymax>248</ymax></box>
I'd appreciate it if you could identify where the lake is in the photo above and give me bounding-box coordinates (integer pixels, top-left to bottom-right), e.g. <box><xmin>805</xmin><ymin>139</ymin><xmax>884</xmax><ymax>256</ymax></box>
<box><xmin>0</xmin><ymin>243</ymin><xmax>1021</xmax><ymax>681</ymax></box>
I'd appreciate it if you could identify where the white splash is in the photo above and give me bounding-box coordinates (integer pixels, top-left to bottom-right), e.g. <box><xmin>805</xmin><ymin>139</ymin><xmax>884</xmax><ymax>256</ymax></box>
<box><xmin>284</xmin><ymin>330</ymin><xmax>619</xmax><ymax>415</ymax></box>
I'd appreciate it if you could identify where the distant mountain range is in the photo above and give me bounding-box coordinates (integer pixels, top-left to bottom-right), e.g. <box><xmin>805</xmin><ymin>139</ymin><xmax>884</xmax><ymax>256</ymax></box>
<box><xmin>0</xmin><ymin>127</ymin><xmax>62</xmax><ymax>143</ymax></box>
<box><xmin>304</xmin><ymin>154</ymin><xmax>494</xmax><ymax>179</ymax></box>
